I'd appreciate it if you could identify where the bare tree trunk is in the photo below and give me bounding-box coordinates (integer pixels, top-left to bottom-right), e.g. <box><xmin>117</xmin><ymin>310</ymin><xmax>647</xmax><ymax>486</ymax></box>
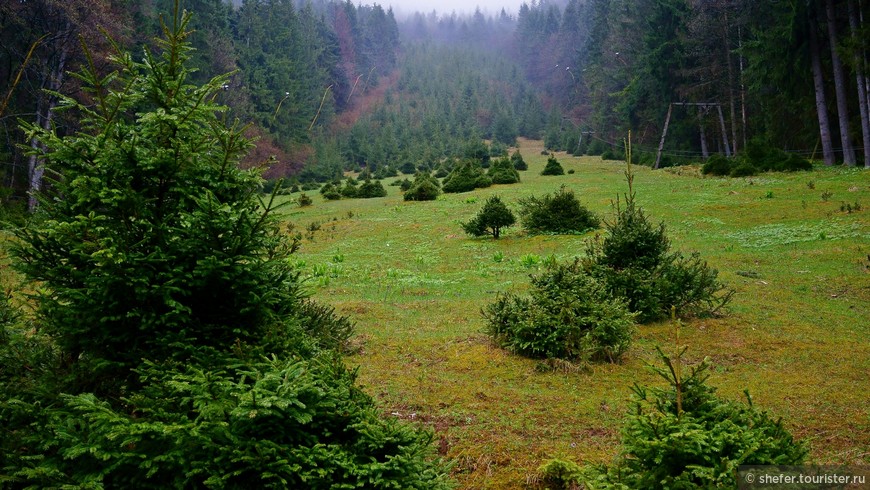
<box><xmin>724</xmin><ymin>9</ymin><xmax>739</xmax><ymax>154</ymax></box>
<box><xmin>27</xmin><ymin>36</ymin><xmax>68</xmax><ymax>212</ymax></box>
<box><xmin>861</xmin><ymin>0</ymin><xmax>869</xmax><ymax>124</ymax></box>
<box><xmin>858</xmin><ymin>0</ymin><xmax>870</xmax><ymax>126</ymax></box>
<box><xmin>849</xmin><ymin>0</ymin><xmax>870</xmax><ymax>167</ymax></box>
<box><xmin>810</xmin><ymin>9</ymin><xmax>836</xmax><ymax>166</ymax></box>
<box><xmin>716</xmin><ymin>104</ymin><xmax>731</xmax><ymax>157</ymax></box>
<box><xmin>655</xmin><ymin>103</ymin><xmax>673</xmax><ymax>169</ymax></box>
<box><xmin>826</xmin><ymin>0</ymin><xmax>857</xmax><ymax>165</ymax></box>
<box><xmin>738</xmin><ymin>24</ymin><xmax>748</xmax><ymax>152</ymax></box>
<box><xmin>27</xmin><ymin>96</ymin><xmax>58</xmax><ymax>213</ymax></box>
<box><xmin>27</xmin><ymin>111</ymin><xmax>50</xmax><ymax>212</ymax></box>
<box><xmin>698</xmin><ymin>106</ymin><xmax>709</xmax><ymax>159</ymax></box>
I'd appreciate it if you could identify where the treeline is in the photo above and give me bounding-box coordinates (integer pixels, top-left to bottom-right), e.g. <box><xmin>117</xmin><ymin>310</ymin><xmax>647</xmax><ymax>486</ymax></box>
<box><xmin>0</xmin><ymin>0</ymin><xmax>400</xmax><ymax>210</ymax></box>
<box><xmin>298</xmin><ymin>43</ymin><xmax>548</xmax><ymax>180</ymax></box>
<box><xmin>399</xmin><ymin>7</ymin><xmax>516</xmax><ymax>49</ymax></box>
<box><xmin>512</xmin><ymin>0</ymin><xmax>870</xmax><ymax>167</ymax></box>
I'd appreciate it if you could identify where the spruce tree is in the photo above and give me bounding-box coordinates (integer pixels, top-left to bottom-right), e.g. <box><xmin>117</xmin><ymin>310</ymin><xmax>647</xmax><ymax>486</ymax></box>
<box><xmin>3</xmin><ymin>9</ymin><xmax>451</xmax><ymax>488</ymax></box>
<box><xmin>592</xmin><ymin>348</ymin><xmax>807</xmax><ymax>488</ymax></box>
<box><xmin>541</xmin><ymin>155</ymin><xmax>565</xmax><ymax>175</ymax></box>
<box><xmin>487</xmin><ymin>157</ymin><xmax>521</xmax><ymax>184</ymax></box>
<box><xmin>584</xmin><ymin>166</ymin><xmax>732</xmax><ymax>321</ymax></box>
<box><xmin>403</xmin><ymin>172</ymin><xmax>442</xmax><ymax>201</ymax></box>
<box><xmin>15</xmin><ymin>10</ymin><xmax>330</xmax><ymax>379</ymax></box>
<box><xmin>461</xmin><ymin>195</ymin><xmax>516</xmax><ymax>239</ymax></box>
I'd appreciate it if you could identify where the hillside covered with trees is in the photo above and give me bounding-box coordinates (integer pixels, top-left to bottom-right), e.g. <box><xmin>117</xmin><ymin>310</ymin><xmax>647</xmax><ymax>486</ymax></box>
<box><xmin>2</xmin><ymin>0</ymin><xmax>868</xmax><ymax>208</ymax></box>
<box><xmin>512</xmin><ymin>0</ymin><xmax>870</xmax><ymax>168</ymax></box>
<box><xmin>0</xmin><ymin>0</ymin><xmax>868</xmax><ymax>488</ymax></box>
<box><xmin>1</xmin><ymin>0</ymin><xmax>402</xmax><ymax>210</ymax></box>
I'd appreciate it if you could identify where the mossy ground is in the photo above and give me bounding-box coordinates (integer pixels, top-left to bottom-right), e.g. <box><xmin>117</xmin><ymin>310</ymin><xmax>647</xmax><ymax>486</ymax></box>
<box><xmin>278</xmin><ymin>138</ymin><xmax>869</xmax><ymax>489</ymax></box>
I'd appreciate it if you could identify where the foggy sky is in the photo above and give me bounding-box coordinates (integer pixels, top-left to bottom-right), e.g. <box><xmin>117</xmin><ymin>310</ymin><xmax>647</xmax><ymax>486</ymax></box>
<box><xmin>387</xmin><ymin>0</ymin><xmax>526</xmax><ymax>17</ymax></box>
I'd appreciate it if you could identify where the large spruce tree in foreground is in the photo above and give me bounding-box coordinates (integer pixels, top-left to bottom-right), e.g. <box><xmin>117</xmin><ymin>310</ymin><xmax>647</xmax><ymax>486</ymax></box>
<box><xmin>16</xmin><ymin>20</ymin><xmax>311</xmax><ymax>379</ymax></box>
<box><xmin>2</xmin><ymin>9</ymin><xmax>450</xmax><ymax>488</ymax></box>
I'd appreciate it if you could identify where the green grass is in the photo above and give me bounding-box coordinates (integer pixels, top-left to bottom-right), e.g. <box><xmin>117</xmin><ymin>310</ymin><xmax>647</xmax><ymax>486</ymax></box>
<box><xmin>278</xmin><ymin>139</ymin><xmax>870</xmax><ymax>489</ymax></box>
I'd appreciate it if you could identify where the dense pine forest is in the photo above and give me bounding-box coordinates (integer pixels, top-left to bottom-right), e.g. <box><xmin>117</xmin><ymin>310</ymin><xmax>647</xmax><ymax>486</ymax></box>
<box><xmin>1</xmin><ymin>0</ymin><xmax>868</xmax><ymax>488</ymax></box>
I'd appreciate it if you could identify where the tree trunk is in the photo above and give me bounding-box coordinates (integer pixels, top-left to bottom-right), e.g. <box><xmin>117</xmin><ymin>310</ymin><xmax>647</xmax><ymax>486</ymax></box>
<box><xmin>848</xmin><ymin>0</ymin><xmax>870</xmax><ymax>167</ymax></box>
<box><xmin>716</xmin><ymin>104</ymin><xmax>731</xmax><ymax>157</ymax></box>
<box><xmin>27</xmin><ymin>34</ymin><xmax>68</xmax><ymax>212</ymax></box>
<box><xmin>738</xmin><ymin>24</ymin><xmax>748</xmax><ymax>152</ymax></box>
<box><xmin>723</xmin><ymin>9</ymin><xmax>739</xmax><ymax>154</ymax></box>
<box><xmin>27</xmin><ymin>95</ymin><xmax>58</xmax><ymax>212</ymax></box>
<box><xmin>655</xmin><ymin>103</ymin><xmax>673</xmax><ymax>169</ymax></box>
<box><xmin>861</xmin><ymin>0</ymin><xmax>869</xmax><ymax>126</ymax></box>
<box><xmin>810</xmin><ymin>9</ymin><xmax>836</xmax><ymax>166</ymax></box>
<box><xmin>825</xmin><ymin>0</ymin><xmax>857</xmax><ymax>165</ymax></box>
<box><xmin>698</xmin><ymin>107</ymin><xmax>709</xmax><ymax>160</ymax></box>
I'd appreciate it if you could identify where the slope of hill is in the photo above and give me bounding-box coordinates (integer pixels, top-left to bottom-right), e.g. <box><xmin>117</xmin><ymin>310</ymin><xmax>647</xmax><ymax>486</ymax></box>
<box><xmin>280</xmin><ymin>140</ymin><xmax>870</xmax><ymax>488</ymax></box>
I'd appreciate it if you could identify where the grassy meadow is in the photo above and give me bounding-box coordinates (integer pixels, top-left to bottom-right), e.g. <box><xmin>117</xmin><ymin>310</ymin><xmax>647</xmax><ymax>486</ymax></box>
<box><xmin>277</xmin><ymin>139</ymin><xmax>869</xmax><ymax>489</ymax></box>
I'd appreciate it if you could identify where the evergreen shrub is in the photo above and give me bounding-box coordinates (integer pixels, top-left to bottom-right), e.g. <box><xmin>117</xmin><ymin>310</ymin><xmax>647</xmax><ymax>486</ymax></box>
<box><xmin>392</xmin><ymin>178</ymin><xmax>412</xmax><ymax>190</ymax></box>
<box><xmin>297</xmin><ymin>192</ymin><xmax>313</xmax><ymax>207</ymax></box>
<box><xmin>541</xmin><ymin>155</ymin><xmax>565</xmax><ymax>175</ymax></box>
<box><xmin>704</xmin><ymin>141</ymin><xmax>812</xmax><ymax>178</ymax></box>
<box><xmin>483</xmin><ymin>260</ymin><xmax>634</xmax><ymax>362</ymax></box>
<box><xmin>701</xmin><ymin>154</ymin><xmax>733</xmax><ymax>176</ymax></box>
<box><xmin>544</xmin><ymin>128</ymin><xmax>561</xmax><ymax>150</ymax></box>
<box><xmin>744</xmin><ymin>140</ymin><xmax>812</xmax><ymax>172</ymax></box>
<box><xmin>730</xmin><ymin>162</ymin><xmax>758</xmax><ymax>177</ymax></box>
<box><xmin>399</xmin><ymin>161</ymin><xmax>417</xmax><ymax>174</ymax></box>
<box><xmin>443</xmin><ymin>160</ymin><xmax>491</xmax><ymax>193</ymax></box>
<box><xmin>463</xmin><ymin>139</ymin><xmax>490</xmax><ymax>165</ymax></box>
<box><xmin>584</xmin><ymin>171</ymin><xmax>732</xmax><ymax>322</ymax></box>
<box><xmin>487</xmin><ymin>157</ymin><xmax>521</xmax><ymax>184</ymax></box>
<box><xmin>510</xmin><ymin>150</ymin><xmax>527</xmax><ymax>170</ymax></box>
<box><xmin>404</xmin><ymin>172</ymin><xmax>442</xmax><ymax>201</ymax></box>
<box><xmin>600</xmin><ymin>148</ymin><xmax>622</xmax><ymax>161</ymax></box>
<box><xmin>586</xmin><ymin>139</ymin><xmax>607</xmax><ymax>156</ymax></box>
<box><xmin>584</xmin><ymin>349</ymin><xmax>807</xmax><ymax>489</ymax></box>
<box><xmin>2</xmin><ymin>352</ymin><xmax>452</xmax><ymax>489</ymax></box>
<box><xmin>1</xmin><ymin>12</ymin><xmax>451</xmax><ymax>488</ymax></box>
<box><xmin>374</xmin><ymin>166</ymin><xmax>398</xmax><ymax>179</ymax></box>
<box><xmin>357</xmin><ymin>179</ymin><xmax>387</xmax><ymax>198</ymax></box>
<box><xmin>518</xmin><ymin>186</ymin><xmax>599</xmax><ymax>235</ymax></box>
<box><xmin>635</xmin><ymin>151</ymin><xmax>655</xmax><ymax>166</ymax></box>
<box><xmin>489</xmin><ymin>141</ymin><xmax>509</xmax><ymax>157</ymax></box>
<box><xmin>320</xmin><ymin>182</ymin><xmax>342</xmax><ymax>200</ymax></box>
<box><xmin>340</xmin><ymin>178</ymin><xmax>359</xmax><ymax>197</ymax></box>
<box><xmin>461</xmin><ymin>195</ymin><xmax>515</xmax><ymax>239</ymax></box>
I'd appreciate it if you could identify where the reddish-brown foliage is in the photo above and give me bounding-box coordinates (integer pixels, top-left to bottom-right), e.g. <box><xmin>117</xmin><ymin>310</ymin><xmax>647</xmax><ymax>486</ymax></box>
<box><xmin>333</xmin><ymin>70</ymin><xmax>400</xmax><ymax>132</ymax></box>
<box><xmin>239</xmin><ymin>126</ymin><xmax>308</xmax><ymax>179</ymax></box>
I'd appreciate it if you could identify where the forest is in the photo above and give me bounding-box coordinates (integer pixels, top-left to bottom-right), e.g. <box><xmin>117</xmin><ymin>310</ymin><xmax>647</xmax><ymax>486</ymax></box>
<box><xmin>0</xmin><ymin>0</ymin><xmax>868</xmax><ymax>488</ymax></box>
<box><xmin>2</xmin><ymin>0</ymin><xmax>869</xmax><ymax>207</ymax></box>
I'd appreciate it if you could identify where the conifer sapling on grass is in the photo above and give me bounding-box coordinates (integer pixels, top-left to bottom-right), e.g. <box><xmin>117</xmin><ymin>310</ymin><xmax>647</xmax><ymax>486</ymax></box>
<box><xmin>541</xmin><ymin>154</ymin><xmax>565</xmax><ymax>175</ymax></box>
<box><xmin>584</xmin><ymin>339</ymin><xmax>807</xmax><ymax>488</ymax></box>
<box><xmin>461</xmin><ymin>195</ymin><xmax>515</xmax><ymax>239</ymax></box>
<box><xmin>518</xmin><ymin>185</ymin><xmax>599</xmax><ymax>234</ymax></box>
<box><xmin>584</xmin><ymin>161</ymin><xmax>732</xmax><ymax>322</ymax></box>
